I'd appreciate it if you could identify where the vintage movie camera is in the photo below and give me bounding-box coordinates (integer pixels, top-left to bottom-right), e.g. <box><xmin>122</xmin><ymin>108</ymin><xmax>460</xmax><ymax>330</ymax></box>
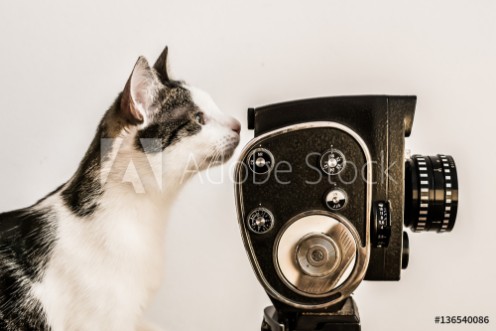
<box><xmin>234</xmin><ymin>96</ymin><xmax>458</xmax><ymax>331</ymax></box>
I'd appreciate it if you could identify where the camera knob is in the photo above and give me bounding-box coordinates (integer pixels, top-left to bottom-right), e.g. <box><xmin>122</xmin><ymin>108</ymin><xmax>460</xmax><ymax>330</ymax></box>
<box><xmin>320</xmin><ymin>149</ymin><xmax>346</xmax><ymax>175</ymax></box>
<box><xmin>247</xmin><ymin>148</ymin><xmax>274</xmax><ymax>174</ymax></box>
<box><xmin>324</xmin><ymin>188</ymin><xmax>348</xmax><ymax>211</ymax></box>
<box><xmin>247</xmin><ymin>207</ymin><xmax>274</xmax><ymax>234</ymax></box>
<box><xmin>402</xmin><ymin>231</ymin><xmax>410</xmax><ymax>269</ymax></box>
<box><xmin>371</xmin><ymin>201</ymin><xmax>392</xmax><ymax>248</ymax></box>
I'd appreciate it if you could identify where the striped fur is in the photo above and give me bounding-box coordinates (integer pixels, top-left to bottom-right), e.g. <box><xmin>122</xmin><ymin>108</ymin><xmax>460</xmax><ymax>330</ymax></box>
<box><xmin>0</xmin><ymin>47</ymin><xmax>240</xmax><ymax>331</ymax></box>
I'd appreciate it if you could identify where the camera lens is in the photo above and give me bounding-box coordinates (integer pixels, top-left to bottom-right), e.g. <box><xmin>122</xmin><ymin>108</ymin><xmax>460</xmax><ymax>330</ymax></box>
<box><xmin>405</xmin><ymin>154</ymin><xmax>458</xmax><ymax>232</ymax></box>
<box><xmin>296</xmin><ymin>234</ymin><xmax>340</xmax><ymax>277</ymax></box>
<box><xmin>276</xmin><ymin>215</ymin><xmax>357</xmax><ymax>296</ymax></box>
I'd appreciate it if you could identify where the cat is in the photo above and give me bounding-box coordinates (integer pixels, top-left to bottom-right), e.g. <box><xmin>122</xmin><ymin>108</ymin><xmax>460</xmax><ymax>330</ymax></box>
<box><xmin>0</xmin><ymin>46</ymin><xmax>241</xmax><ymax>331</ymax></box>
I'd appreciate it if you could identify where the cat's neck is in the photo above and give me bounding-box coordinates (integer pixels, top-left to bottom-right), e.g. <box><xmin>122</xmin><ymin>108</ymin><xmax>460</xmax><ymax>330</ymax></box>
<box><xmin>59</xmin><ymin>126</ymin><xmax>187</xmax><ymax>221</ymax></box>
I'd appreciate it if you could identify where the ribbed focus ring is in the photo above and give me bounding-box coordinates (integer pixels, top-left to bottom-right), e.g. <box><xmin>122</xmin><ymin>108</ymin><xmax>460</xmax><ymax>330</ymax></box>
<box><xmin>405</xmin><ymin>154</ymin><xmax>458</xmax><ymax>233</ymax></box>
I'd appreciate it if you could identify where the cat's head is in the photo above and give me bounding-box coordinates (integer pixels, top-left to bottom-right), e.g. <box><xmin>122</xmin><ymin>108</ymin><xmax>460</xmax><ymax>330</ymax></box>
<box><xmin>103</xmin><ymin>47</ymin><xmax>240</xmax><ymax>192</ymax></box>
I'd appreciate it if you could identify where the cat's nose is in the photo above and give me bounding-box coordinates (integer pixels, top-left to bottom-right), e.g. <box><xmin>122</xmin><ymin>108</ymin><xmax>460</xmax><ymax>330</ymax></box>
<box><xmin>230</xmin><ymin>118</ymin><xmax>241</xmax><ymax>134</ymax></box>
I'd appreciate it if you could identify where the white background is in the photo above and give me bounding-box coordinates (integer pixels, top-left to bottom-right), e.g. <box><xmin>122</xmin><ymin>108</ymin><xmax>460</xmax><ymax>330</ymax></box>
<box><xmin>0</xmin><ymin>1</ymin><xmax>495</xmax><ymax>330</ymax></box>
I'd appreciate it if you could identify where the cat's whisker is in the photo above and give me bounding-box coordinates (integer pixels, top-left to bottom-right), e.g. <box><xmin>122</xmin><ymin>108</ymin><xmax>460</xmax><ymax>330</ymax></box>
<box><xmin>0</xmin><ymin>46</ymin><xmax>240</xmax><ymax>330</ymax></box>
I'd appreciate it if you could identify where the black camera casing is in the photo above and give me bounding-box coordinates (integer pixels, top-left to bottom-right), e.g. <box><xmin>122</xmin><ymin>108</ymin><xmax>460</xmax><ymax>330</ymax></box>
<box><xmin>235</xmin><ymin>96</ymin><xmax>417</xmax><ymax>312</ymax></box>
<box><xmin>235</xmin><ymin>96</ymin><xmax>458</xmax><ymax>331</ymax></box>
<box><xmin>249</xmin><ymin>95</ymin><xmax>415</xmax><ymax>279</ymax></box>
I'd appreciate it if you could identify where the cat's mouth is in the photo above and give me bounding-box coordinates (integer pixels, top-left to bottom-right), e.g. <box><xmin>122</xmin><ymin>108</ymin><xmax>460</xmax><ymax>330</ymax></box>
<box><xmin>204</xmin><ymin>135</ymin><xmax>240</xmax><ymax>166</ymax></box>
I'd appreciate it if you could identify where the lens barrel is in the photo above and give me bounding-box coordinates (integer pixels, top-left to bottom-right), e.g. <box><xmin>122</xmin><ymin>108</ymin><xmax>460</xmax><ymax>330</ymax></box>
<box><xmin>405</xmin><ymin>154</ymin><xmax>458</xmax><ymax>232</ymax></box>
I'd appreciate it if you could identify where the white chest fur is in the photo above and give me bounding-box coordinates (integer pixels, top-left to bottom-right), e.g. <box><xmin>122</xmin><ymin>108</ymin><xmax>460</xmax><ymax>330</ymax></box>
<box><xmin>31</xmin><ymin>192</ymin><xmax>170</xmax><ymax>331</ymax></box>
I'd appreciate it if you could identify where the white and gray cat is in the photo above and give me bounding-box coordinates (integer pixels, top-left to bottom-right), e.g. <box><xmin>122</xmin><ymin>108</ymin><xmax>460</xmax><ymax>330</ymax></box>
<box><xmin>0</xmin><ymin>46</ymin><xmax>241</xmax><ymax>331</ymax></box>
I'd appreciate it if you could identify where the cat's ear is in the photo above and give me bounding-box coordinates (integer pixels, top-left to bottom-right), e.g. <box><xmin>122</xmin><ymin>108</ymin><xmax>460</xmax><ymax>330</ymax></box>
<box><xmin>120</xmin><ymin>56</ymin><xmax>158</xmax><ymax>125</ymax></box>
<box><xmin>153</xmin><ymin>46</ymin><xmax>170</xmax><ymax>83</ymax></box>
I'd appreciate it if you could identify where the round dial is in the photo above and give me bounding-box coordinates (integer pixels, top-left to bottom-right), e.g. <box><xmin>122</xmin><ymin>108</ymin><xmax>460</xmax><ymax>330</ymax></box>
<box><xmin>247</xmin><ymin>208</ymin><xmax>274</xmax><ymax>234</ymax></box>
<box><xmin>324</xmin><ymin>188</ymin><xmax>348</xmax><ymax>211</ymax></box>
<box><xmin>320</xmin><ymin>149</ymin><xmax>346</xmax><ymax>175</ymax></box>
<box><xmin>296</xmin><ymin>233</ymin><xmax>341</xmax><ymax>277</ymax></box>
<box><xmin>247</xmin><ymin>148</ymin><xmax>274</xmax><ymax>174</ymax></box>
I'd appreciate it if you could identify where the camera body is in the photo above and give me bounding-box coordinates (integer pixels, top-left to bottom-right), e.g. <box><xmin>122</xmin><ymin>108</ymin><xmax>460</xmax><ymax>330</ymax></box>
<box><xmin>234</xmin><ymin>96</ymin><xmax>458</xmax><ymax>327</ymax></box>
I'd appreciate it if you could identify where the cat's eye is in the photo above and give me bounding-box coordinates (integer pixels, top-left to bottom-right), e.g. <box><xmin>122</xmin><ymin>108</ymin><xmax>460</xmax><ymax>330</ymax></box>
<box><xmin>195</xmin><ymin>112</ymin><xmax>205</xmax><ymax>125</ymax></box>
